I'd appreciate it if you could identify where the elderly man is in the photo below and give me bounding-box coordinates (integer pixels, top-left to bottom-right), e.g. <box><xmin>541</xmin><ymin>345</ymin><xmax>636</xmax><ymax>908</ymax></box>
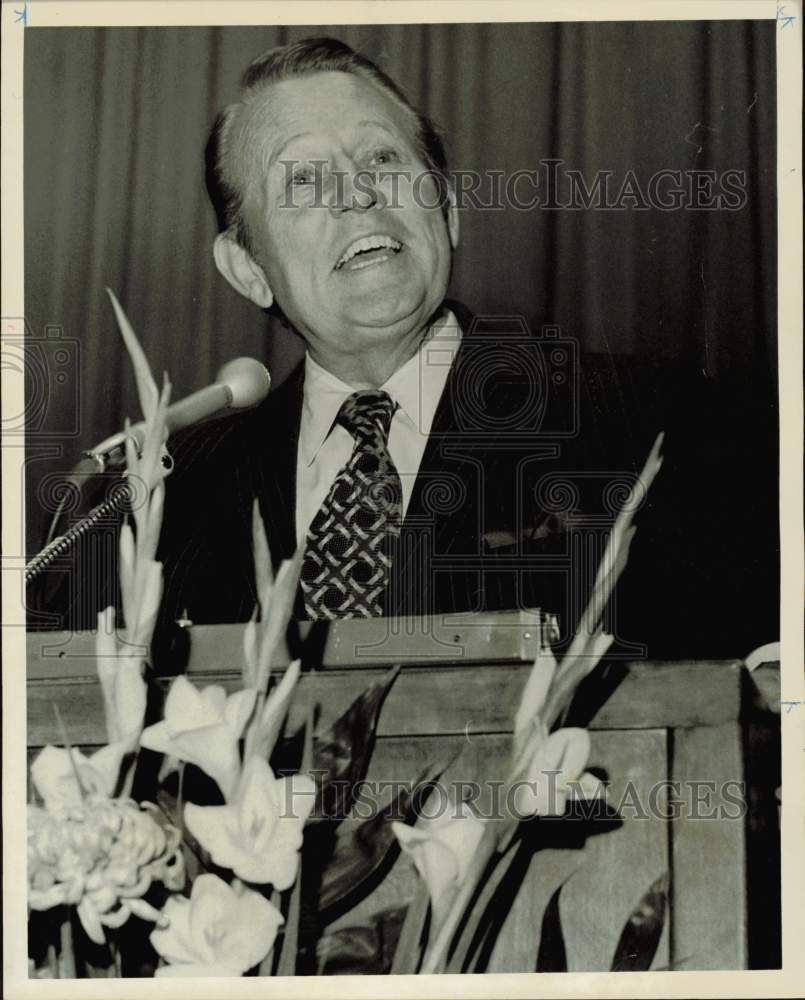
<box><xmin>157</xmin><ymin>36</ymin><xmax>578</xmax><ymax>628</ymax></box>
<box><xmin>156</xmin><ymin>36</ymin><xmax>780</xmax><ymax>657</ymax></box>
<box><xmin>32</xmin><ymin>36</ymin><xmax>778</xmax><ymax>658</ymax></box>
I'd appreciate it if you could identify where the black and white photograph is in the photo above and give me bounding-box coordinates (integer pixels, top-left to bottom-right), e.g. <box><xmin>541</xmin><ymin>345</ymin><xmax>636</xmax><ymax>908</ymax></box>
<box><xmin>3</xmin><ymin>1</ymin><xmax>803</xmax><ymax>995</ymax></box>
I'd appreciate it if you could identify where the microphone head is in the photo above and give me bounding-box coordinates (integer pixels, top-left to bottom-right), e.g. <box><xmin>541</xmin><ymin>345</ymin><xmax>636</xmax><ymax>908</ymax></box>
<box><xmin>216</xmin><ymin>357</ymin><xmax>272</xmax><ymax>409</ymax></box>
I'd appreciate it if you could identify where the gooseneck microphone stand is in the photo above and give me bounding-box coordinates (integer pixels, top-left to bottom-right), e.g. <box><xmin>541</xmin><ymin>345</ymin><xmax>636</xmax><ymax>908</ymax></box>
<box><xmin>24</xmin><ymin>448</ymin><xmax>172</xmax><ymax>586</ymax></box>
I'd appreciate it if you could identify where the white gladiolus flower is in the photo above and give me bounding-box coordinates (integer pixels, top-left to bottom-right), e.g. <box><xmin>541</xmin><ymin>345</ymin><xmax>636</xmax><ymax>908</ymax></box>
<box><xmin>150</xmin><ymin>874</ymin><xmax>283</xmax><ymax>977</ymax></box>
<box><xmin>184</xmin><ymin>756</ymin><xmax>315</xmax><ymax>888</ymax></box>
<box><xmin>511</xmin><ymin>726</ymin><xmax>603</xmax><ymax>817</ymax></box>
<box><xmin>139</xmin><ymin>676</ymin><xmax>257</xmax><ymax>801</ymax></box>
<box><xmin>392</xmin><ymin>805</ymin><xmax>486</xmax><ymax>930</ymax></box>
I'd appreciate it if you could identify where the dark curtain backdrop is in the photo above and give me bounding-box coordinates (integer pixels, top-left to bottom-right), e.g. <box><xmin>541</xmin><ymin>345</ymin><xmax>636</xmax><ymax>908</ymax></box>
<box><xmin>24</xmin><ymin>20</ymin><xmax>776</xmax><ymax>554</ymax></box>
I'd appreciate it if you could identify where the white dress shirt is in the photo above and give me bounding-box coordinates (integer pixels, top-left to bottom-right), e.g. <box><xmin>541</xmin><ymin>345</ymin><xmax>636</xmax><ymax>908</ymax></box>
<box><xmin>295</xmin><ymin>308</ymin><xmax>463</xmax><ymax>547</ymax></box>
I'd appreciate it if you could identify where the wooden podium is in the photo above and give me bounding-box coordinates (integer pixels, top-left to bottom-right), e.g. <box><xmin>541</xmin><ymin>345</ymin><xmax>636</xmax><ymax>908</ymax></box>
<box><xmin>26</xmin><ymin>611</ymin><xmax>781</xmax><ymax>973</ymax></box>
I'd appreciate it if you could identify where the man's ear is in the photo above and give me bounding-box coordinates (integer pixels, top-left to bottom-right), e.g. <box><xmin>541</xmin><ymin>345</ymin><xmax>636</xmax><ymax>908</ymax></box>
<box><xmin>445</xmin><ymin>185</ymin><xmax>460</xmax><ymax>251</ymax></box>
<box><xmin>213</xmin><ymin>233</ymin><xmax>274</xmax><ymax>309</ymax></box>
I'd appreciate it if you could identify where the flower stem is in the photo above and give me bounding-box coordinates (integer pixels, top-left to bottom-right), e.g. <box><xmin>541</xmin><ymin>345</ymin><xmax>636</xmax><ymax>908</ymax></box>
<box><xmin>257</xmin><ymin>889</ymin><xmax>281</xmax><ymax>976</ymax></box>
<box><xmin>418</xmin><ymin>825</ymin><xmax>496</xmax><ymax>974</ymax></box>
<box><xmin>59</xmin><ymin>909</ymin><xmax>77</xmax><ymax>979</ymax></box>
<box><xmin>47</xmin><ymin>943</ymin><xmax>59</xmax><ymax>979</ymax></box>
<box><xmin>276</xmin><ymin>875</ymin><xmax>301</xmax><ymax>977</ymax></box>
<box><xmin>390</xmin><ymin>883</ymin><xmax>430</xmax><ymax>974</ymax></box>
<box><xmin>177</xmin><ymin>762</ymin><xmax>186</xmax><ymax>838</ymax></box>
<box><xmin>112</xmin><ymin>937</ymin><xmax>122</xmax><ymax>978</ymax></box>
<box><xmin>275</xmin><ymin>704</ymin><xmax>314</xmax><ymax>977</ymax></box>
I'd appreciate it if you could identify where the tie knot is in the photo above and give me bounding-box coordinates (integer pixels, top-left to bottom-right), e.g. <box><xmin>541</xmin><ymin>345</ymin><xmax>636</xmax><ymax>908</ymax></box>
<box><xmin>337</xmin><ymin>390</ymin><xmax>396</xmax><ymax>444</ymax></box>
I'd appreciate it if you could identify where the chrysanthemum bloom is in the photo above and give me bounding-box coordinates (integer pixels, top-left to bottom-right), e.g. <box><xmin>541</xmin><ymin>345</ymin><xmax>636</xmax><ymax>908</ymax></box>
<box><xmin>27</xmin><ymin>795</ymin><xmax>184</xmax><ymax>944</ymax></box>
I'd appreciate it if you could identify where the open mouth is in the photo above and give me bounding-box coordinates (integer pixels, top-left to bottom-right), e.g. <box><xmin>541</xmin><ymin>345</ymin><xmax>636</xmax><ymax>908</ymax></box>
<box><xmin>335</xmin><ymin>234</ymin><xmax>403</xmax><ymax>271</ymax></box>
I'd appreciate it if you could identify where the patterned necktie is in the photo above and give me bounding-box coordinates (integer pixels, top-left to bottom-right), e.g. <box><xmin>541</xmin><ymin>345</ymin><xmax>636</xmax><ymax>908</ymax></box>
<box><xmin>300</xmin><ymin>390</ymin><xmax>403</xmax><ymax>618</ymax></box>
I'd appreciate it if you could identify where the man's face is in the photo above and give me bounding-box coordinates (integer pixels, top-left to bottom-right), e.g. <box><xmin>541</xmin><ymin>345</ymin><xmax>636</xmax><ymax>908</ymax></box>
<box><xmin>238</xmin><ymin>72</ymin><xmax>458</xmax><ymax>363</ymax></box>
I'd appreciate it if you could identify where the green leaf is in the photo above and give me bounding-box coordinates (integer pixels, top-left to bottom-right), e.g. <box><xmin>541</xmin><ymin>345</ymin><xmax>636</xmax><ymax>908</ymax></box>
<box><xmin>318</xmin><ymin>757</ymin><xmax>453</xmax><ymax>925</ymax></box>
<box><xmin>251</xmin><ymin>498</ymin><xmax>274</xmax><ymax>616</ymax></box>
<box><xmin>311</xmin><ymin>665</ymin><xmax>400</xmax><ymax>823</ymax></box>
<box><xmin>536</xmin><ymin>884</ymin><xmax>567</xmax><ymax>971</ymax></box>
<box><xmin>155</xmin><ymin>783</ymin><xmax>211</xmax><ymax>886</ymax></box>
<box><xmin>610</xmin><ymin>873</ymin><xmax>669</xmax><ymax>972</ymax></box>
<box><xmin>445</xmin><ymin>833</ymin><xmax>576</xmax><ymax>974</ymax></box>
<box><xmin>542</xmin><ymin>432</ymin><xmax>665</xmax><ymax>731</ymax></box>
<box><xmin>253</xmin><ymin>550</ymin><xmax>303</xmax><ymax>695</ymax></box>
<box><xmin>442</xmin><ymin>831</ymin><xmax>521</xmax><ymax>973</ymax></box>
<box><xmin>106</xmin><ymin>288</ymin><xmax>157</xmax><ymax>420</ymax></box>
<box><xmin>274</xmin><ymin>706</ymin><xmax>315</xmax><ymax>977</ymax></box>
<box><xmin>316</xmin><ymin>906</ymin><xmax>408</xmax><ymax>975</ymax></box>
<box><xmin>389</xmin><ymin>883</ymin><xmax>430</xmax><ymax>974</ymax></box>
<box><xmin>292</xmin><ymin>672</ymin><xmax>400</xmax><ymax>973</ymax></box>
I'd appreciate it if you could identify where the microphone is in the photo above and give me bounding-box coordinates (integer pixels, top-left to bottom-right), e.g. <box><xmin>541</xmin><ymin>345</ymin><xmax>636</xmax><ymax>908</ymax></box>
<box><xmin>88</xmin><ymin>357</ymin><xmax>271</xmax><ymax>462</ymax></box>
<box><xmin>28</xmin><ymin>357</ymin><xmax>272</xmax><ymax>575</ymax></box>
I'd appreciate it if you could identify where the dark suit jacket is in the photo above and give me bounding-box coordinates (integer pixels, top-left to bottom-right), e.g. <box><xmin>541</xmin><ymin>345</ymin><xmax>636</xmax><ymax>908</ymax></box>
<box><xmin>32</xmin><ymin>304</ymin><xmax>779</xmax><ymax>660</ymax></box>
<box><xmin>156</xmin><ymin>305</ymin><xmax>581</xmax><ymax>629</ymax></box>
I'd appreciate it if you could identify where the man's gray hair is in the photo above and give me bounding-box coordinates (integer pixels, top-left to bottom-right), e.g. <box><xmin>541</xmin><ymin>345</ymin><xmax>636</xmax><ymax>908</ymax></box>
<box><xmin>206</xmin><ymin>36</ymin><xmax>450</xmax><ymax>256</ymax></box>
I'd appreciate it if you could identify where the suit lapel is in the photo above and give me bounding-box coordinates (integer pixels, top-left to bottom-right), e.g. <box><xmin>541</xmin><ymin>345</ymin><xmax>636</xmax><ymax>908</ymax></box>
<box><xmin>386</xmin><ymin>322</ymin><xmax>485</xmax><ymax>616</ymax></box>
<box><xmin>253</xmin><ymin>363</ymin><xmax>304</xmax><ymax>567</ymax></box>
<box><xmin>385</xmin><ymin>307</ymin><xmax>562</xmax><ymax>616</ymax></box>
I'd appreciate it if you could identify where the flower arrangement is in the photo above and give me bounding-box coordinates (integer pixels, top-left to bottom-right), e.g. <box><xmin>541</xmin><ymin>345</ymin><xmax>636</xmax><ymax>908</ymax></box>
<box><xmin>27</xmin><ymin>295</ymin><xmax>666</xmax><ymax>978</ymax></box>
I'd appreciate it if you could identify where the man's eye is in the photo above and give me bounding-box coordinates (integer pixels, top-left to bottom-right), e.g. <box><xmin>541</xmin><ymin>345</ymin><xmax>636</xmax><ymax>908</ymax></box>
<box><xmin>369</xmin><ymin>148</ymin><xmax>400</xmax><ymax>167</ymax></box>
<box><xmin>292</xmin><ymin>169</ymin><xmax>315</xmax><ymax>186</ymax></box>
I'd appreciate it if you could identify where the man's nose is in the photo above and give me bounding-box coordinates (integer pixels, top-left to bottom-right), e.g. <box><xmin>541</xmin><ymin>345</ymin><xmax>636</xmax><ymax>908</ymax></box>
<box><xmin>327</xmin><ymin>167</ymin><xmax>386</xmax><ymax>214</ymax></box>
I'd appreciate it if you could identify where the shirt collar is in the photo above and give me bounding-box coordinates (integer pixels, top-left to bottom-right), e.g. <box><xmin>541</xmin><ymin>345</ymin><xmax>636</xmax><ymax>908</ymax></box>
<box><xmin>299</xmin><ymin>307</ymin><xmax>463</xmax><ymax>467</ymax></box>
